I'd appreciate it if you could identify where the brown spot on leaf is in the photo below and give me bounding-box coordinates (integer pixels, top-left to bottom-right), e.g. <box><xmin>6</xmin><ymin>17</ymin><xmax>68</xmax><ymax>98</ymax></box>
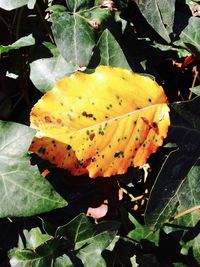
<box><xmin>89</xmin><ymin>133</ymin><xmax>95</xmax><ymax>141</ymax></box>
<box><xmin>44</xmin><ymin>116</ymin><xmax>52</xmax><ymax>123</ymax></box>
<box><xmin>82</xmin><ymin>111</ymin><xmax>94</xmax><ymax>118</ymax></box>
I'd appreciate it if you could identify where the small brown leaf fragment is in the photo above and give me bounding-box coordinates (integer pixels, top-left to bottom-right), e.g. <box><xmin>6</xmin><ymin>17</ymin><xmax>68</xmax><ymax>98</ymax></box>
<box><xmin>100</xmin><ymin>0</ymin><xmax>116</xmax><ymax>10</ymax></box>
<box><xmin>192</xmin><ymin>4</ymin><xmax>200</xmax><ymax>17</ymax></box>
<box><xmin>87</xmin><ymin>200</ymin><xmax>108</xmax><ymax>219</ymax></box>
<box><xmin>41</xmin><ymin>169</ymin><xmax>50</xmax><ymax>177</ymax></box>
<box><xmin>88</xmin><ymin>20</ymin><xmax>100</xmax><ymax>30</ymax></box>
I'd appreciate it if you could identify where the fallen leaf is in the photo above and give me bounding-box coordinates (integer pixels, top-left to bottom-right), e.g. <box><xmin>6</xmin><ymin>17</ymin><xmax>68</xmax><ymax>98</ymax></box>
<box><xmin>30</xmin><ymin>66</ymin><xmax>170</xmax><ymax>178</ymax></box>
<box><xmin>87</xmin><ymin>200</ymin><xmax>108</xmax><ymax>220</ymax></box>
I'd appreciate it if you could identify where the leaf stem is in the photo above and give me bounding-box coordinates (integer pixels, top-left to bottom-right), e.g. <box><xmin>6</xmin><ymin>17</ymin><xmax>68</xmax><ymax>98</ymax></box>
<box><xmin>122</xmin><ymin>188</ymin><xmax>143</xmax><ymax>202</ymax></box>
<box><xmin>168</xmin><ymin>205</ymin><xmax>200</xmax><ymax>222</ymax></box>
<box><xmin>189</xmin><ymin>65</ymin><xmax>199</xmax><ymax>100</ymax></box>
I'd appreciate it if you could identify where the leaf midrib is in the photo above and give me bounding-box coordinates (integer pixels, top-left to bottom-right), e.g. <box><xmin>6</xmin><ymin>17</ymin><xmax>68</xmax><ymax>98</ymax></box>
<box><xmin>153</xmin><ymin>157</ymin><xmax>199</xmax><ymax>229</ymax></box>
<box><xmin>0</xmin><ymin>171</ymin><xmax>64</xmax><ymax>204</ymax></box>
<box><xmin>36</xmin><ymin>103</ymin><xmax>168</xmax><ymax>138</ymax></box>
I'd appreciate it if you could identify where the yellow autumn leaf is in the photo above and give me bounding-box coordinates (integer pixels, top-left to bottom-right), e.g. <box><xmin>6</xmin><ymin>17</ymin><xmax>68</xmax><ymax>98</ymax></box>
<box><xmin>30</xmin><ymin>66</ymin><xmax>170</xmax><ymax>178</ymax></box>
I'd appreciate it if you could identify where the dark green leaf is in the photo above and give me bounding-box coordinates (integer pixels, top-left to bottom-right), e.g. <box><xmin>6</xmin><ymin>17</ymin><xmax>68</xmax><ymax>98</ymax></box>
<box><xmin>76</xmin><ymin>230</ymin><xmax>117</xmax><ymax>267</ymax></box>
<box><xmin>9</xmin><ymin>227</ymin><xmax>61</xmax><ymax>266</ymax></box>
<box><xmin>127</xmin><ymin>213</ymin><xmax>159</xmax><ymax>245</ymax></box>
<box><xmin>179</xmin><ymin>17</ymin><xmax>200</xmax><ymax>57</ymax></box>
<box><xmin>0</xmin><ymin>121</ymin><xmax>67</xmax><ymax>218</ymax></box>
<box><xmin>56</xmin><ymin>213</ymin><xmax>95</xmax><ymax>249</ymax></box>
<box><xmin>54</xmin><ymin>254</ymin><xmax>75</xmax><ymax>267</ymax></box>
<box><xmin>91</xmin><ymin>29</ymin><xmax>130</xmax><ymax>69</ymax></box>
<box><xmin>30</xmin><ymin>54</ymin><xmax>77</xmax><ymax>93</ymax></box>
<box><xmin>163</xmin><ymin>159</ymin><xmax>200</xmax><ymax>264</ymax></box>
<box><xmin>66</xmin><ymin>0</ymin><xmax>95</xmax><ymax>12</ymax></box>
<box><xmin>81</xmin><ymin>6</ymin><xmax>113</xmax><ymax>26</ymax></box>
<box><xmin>56</xmin><ymin>214</ymin><xmax>119</xmax><ymax>266</ymax></box>
<box><xmin>0</xmin><ymin>34</ymin><xmax>35</xmax><ymax>55</ymax></box>
<box><xmin>145</xmin><ymin>97</ymin><xmax>200</xmax><ymax>229</ymax></box>
<box><xmin>22</xmin><ymin>228</ymin><xmax>53</xmax><ymax>249</ymax></box>
<box><xmin>51</xmin><ymin>8</ymin><xmax>96</xmax><ymax>67</ymax></box>
<box><xmin>135</xmin><ymin>0</ymin><xmax>175</xmax><ymax>43</ymax></box>
<box><xmin>56</xmin><ymin>213</ymin><xmax>119</xmax><ymax>249</ymax></box>
<box><xmin>9</xmin><ymin>249</ymin><xmax>53</xmax><ymax>267</ymax></box>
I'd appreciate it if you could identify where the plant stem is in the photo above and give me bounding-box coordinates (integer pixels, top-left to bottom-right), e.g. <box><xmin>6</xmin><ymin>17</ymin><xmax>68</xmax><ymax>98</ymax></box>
<box><xmin>188</xmin><ymin>65</ymin><xmax>199</xmax><ymax>100</ymax></box>
<box><xmin>122</xmin><ymin>188</ymin><xmax>143</xmax><ymax>202</ymax></box>
<box><xmin>168</xmin><ymin>205</ymin><xmax>200</xmax><ymax>222</ymax></box>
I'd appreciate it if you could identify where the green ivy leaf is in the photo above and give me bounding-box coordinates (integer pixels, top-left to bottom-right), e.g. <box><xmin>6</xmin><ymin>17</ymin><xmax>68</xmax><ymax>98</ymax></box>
<box><xmin>127</xmin><ymin>213</ymin><xmax>159</xmax><ymax>245</ymax></box>
<box><xmin>9</xmin><ymin>249</ymin><xmax>53</xmax><ymax>267</ymax></box>
<box><xmin>56</xmin><ymin>213</ymin><xmax>119</xmax><ymax>267</ymax></box>
<box><xmin>22</xmin><ymin>228</ymin><xmax>53</xmax><ymax>249</ymax></box>
<box><xmin>77</xmin><ymin>230</ymin><xmax>117</xmax><ymax>267</ymax></box>
<box><xmin>66</xmin><ymin>0</ymin><xmax>95</xmax><ymax>12</ymax></box>
<box><xmin>190</xmin><ymin>85</ymin><xmax>200</xmax><ymax>96</ymax></box>
<box><xmin>135</xmin><ymin>0</ymin><xmax>175</xmax><ymax>43</ymax></box>
<box><xmin>179</xmin><ymin>17</ymin><xmax>200</xmax><ymax>57</ymax></box>
<box><xmin>56</xmin><ymin>213</ymin><xmax>119</xmax><ymax>249</ymax></box>
<box><xmin>30</xmin><ymin>53</ymin><xmax>77</xmax><ymax>93</ymax></box>
<box><xmin>163</xmin><ymin>159</ymin><xmax>200</xmax><ymax>264</ymax></box>
<box><xmin>0</xmin><ymin>121</ymin><xmax>67</xmax><ymax>218</ymax></box>
<box><xmin>9</xmin><ymin>227</ymin><xmax>61</xmax><ymax>266</ymax></box>
<box><xmin>145</xmin><ymin>97</ymin><xmax>200</xmax><ymax>229</ymax></box>
<box><xmin>0</xmin><ymin>34</ymin><xmax>35</xmax><ymax>55</ymax></box>
<box><xmin>51</xmin><ymin>6</ymin><xmax>96</xmax><ymax>67</ymax></box>
<box><xmin>164</xmin><ymin>211</ymin><xmax>200</xmax><ymax>264</ymax></box>
<box><xmin>54</xmin><ymin>254</ymin><xmax>75</xmax><ymax>267</ymax></box>
<box><xmin>0</xmin><ymin>0</ymin><xmax>36</xmax><ymax>10</ymax></box>
<box><xmin>90</xmin><ymin>29</ymin><xmax>130</xmax><ymax>69</ymax></box>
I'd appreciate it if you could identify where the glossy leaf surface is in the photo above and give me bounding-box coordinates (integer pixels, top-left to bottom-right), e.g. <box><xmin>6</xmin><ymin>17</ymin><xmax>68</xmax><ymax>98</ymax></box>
<box><xmin>30</xmin><ymin>66</ymin><xmax>170</xmax><ymax>178</ymax></box>
<box><xmin>179</xmin><ymin>17</ymin><xmax>200</xmax><ymax>57</ymax></box>
<box><xmin>30</xmin><ymin>53</ymin><xmax>77</xmax><ymax>93</ymax></box>
<box><xmin>92</xmin><ymin>29</ymin><xmax>130</xmax><ymax>69</ymax></box>
<box><xmin>0</xmin><ymin>0</ymin><xmax>36</xmax><ymax>10</ymax></box>
<box><xmin>135</xmin><ymin>0</ymin><xmax>175</xmax><ymax>43</ymax></box>
<box><xmin>0</xmin><ymin>121</ymin><xmax>67</xmax><ymax>217</ymax></box>
<box><xmin>0</xmin><ymin>34</ymin><xmax>35</xmax><ymax>55</ymax></box>
<box><xmin>145</xmin><ymin>97</ymin><xmax>200</xmax><ymax>229</ymax></box>
<box><xmin>56</xmin><ymin>213</ymin><xmax>119</xmax><ymax>267</ymax></box>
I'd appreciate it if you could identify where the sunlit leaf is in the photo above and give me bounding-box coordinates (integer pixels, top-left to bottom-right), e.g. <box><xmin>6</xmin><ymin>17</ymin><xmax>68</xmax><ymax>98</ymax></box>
<box><xmin>30</xmin><ymin>54</ymin><xmax>77</xmax><ymax>93</ymax></box>
<box><xmin>135</xmin><ymin>0</ymin><xmax>175</xmax><ymax>43</ymax></box>
<box><xmin>30</xmin><ymin>66</ymin><xmax>170</xmax><ymax>178</ymax></box>
<box><xmin>54</xmin><ymin>255</ymin><xmax>75</xmax><ymax>267</ymax></box>
<box><xmin>190</xmin><ymin>85</ymin><xmax>200</xmax><ymax>96</ymax></box>
<box><xmin>89</xmin><ymin>29</ymin><xmax>131</xmax><ymax>69</ymax></box>
<box><xmin>50</xmin><ymin>4</ymin><xmax>112</xmax><ymax>67</ymax></box>
<box><xmin>9</xmin><ymin>249</ymin><xmax>53</xmax><ymax>267</ymax></box>
<box><xmin>179</xmin><ymin>17</ymin><xmax>200</xmax><ymax>57</ymax></box>
<box><xmin>0</xmin><ymin>0</ymin><xmax>36</xmax><ymax>10</ymax></box>
<box><xmin>0</xmin><ymin>34</ymin><xmax>35</xmax><ymax>55</ymax></box>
